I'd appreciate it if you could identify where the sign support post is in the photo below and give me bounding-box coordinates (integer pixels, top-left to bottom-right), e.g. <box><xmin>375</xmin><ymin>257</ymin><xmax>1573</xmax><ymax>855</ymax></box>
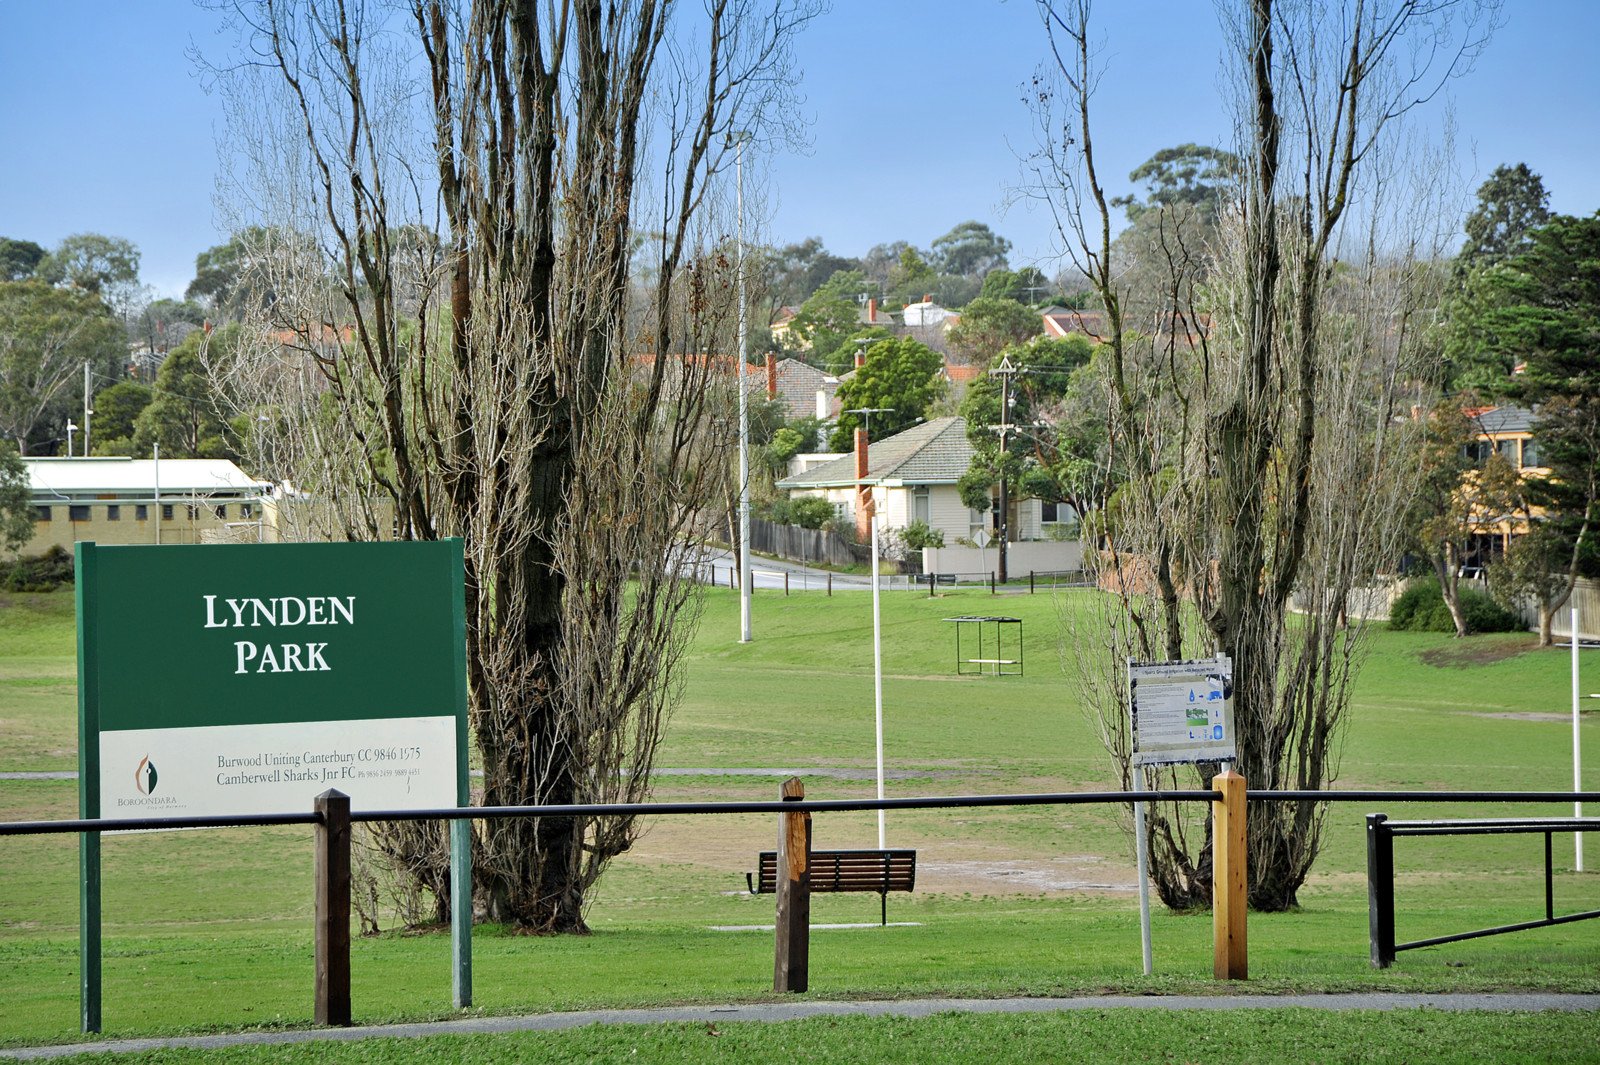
<box><xmin>1127</xmin><ymin>654</ymin><xmax>1237</xmax><ymax>978</ymax></box>
<box><xmin>1132</xmin><ymin>765</ymin><xmax>1153</xmax><ymax>976</ymax></box>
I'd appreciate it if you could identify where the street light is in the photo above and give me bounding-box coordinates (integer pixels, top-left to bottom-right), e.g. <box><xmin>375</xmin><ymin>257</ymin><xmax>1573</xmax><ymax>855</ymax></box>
<box><xmin>65</xmin><ymin>420</ymin><xmax>78</xmax><ymax>457</ymax></box>
<box><xmin>732</xmin><ymin>130</ymin><xmax>753</xmax><ymax>644</ymax></box>
<box><xmin>844</xmin><ymin>404</ymin><xmax>893</xmax><ymax>852</ymax></box>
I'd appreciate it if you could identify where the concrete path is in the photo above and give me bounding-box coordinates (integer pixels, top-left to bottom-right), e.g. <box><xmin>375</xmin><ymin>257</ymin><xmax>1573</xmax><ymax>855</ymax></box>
<box><xmin>7</xmin><ymin>994</ymin><xmax>1597</xmax><ymax>1060</ymax></box>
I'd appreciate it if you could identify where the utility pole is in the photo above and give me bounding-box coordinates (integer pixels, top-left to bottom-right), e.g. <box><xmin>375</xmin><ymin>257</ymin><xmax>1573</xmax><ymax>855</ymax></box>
<box><xmin>83</xmin><ymin>361</ymin><xmax>93</xmax><ymax>457</ymax></box>
<box><xmin>990</xmin><ymin>355</ymin><xmax>1018</xmax><ymax>585</ymax></box>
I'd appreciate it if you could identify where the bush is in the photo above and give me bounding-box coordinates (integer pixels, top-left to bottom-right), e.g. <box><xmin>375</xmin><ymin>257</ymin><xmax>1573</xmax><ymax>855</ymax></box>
<box><xmin>1389</xmin><ymin>576</ymin><xmax>1521</xmax><ymax>634</ymax></box>
<box><xmin>1</xmin><ymin>545</ymin><xmax>74</xmax><ymax>592</ymax></box>
<box><xmin>787</xmin><ymin>496</ymin><xmax>834</xmax><ymax>530</ymax></box>
<box><xmin>902</xmin><ymin>518</ymin><xmax>944</xmax><ymax>551</ymax></box>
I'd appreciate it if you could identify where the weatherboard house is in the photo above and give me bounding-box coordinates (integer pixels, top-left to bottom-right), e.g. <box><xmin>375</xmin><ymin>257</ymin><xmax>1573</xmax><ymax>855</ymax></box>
<box><xmin>776</xmin><ymin>416</ymin><xmax>1063</xmax><ymax>547</ymax></box>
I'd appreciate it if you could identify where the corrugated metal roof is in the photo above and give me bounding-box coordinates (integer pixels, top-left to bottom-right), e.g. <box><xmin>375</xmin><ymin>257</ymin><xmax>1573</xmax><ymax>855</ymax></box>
<box><xmin>25</xmin><ymin>458</ymin><xmax>272</xmax><ymax>497</ymax></box>
<box><xmin>1472</xmin><ymin>405</ymin><xmax>1537</xmax><ymax>435</ymax></box>
<box><xmin>776</xmin><ymin>416</ymin><xmax>975</xmax><ymax>488</ymax></box>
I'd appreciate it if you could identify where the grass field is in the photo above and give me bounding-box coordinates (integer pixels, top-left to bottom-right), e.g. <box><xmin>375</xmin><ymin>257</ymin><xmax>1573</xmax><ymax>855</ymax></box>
<box><xmin>1</xmin><ymin>585</ymin><xmax>1597</xmax><ymax>1055</ymax></box>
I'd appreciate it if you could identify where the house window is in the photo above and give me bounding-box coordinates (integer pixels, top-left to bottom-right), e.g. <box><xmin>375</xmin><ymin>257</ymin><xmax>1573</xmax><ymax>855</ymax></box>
<box><xmin>969</xmin><ymin>506</ymin><xmax>987</xmax><ymax>541</ymax></box>
<box><xmin>240</xmin><ymin>503</ymin><xmax>254</xmax><ymax>519</ymax></box>
<box><xmin>1041</xmin><ymin>501</ymin><xmax>1062</xmax><ymax>524</ymax></box>
<box><xmin>162</xmin><ymin>504</ymin><xmax>174</xmax><ymax>520</ymax></box>
<box><xmin>215</xmin><ymin>504</ymin><xmax>228</xmax><ymax>520</ymax></box>
<box><xmin>34</xmin><ymin>506</ymin><xmax>51</xmax><ymax>522</ymax></box>
<box><xmin>913</xmin><ymin>486</ymin><xmax>931</xmax><ymax>524</ymax></box>
<box><xmin>106</xmin><ymin>505</ymin><xmax>120</xmax><ymax>522</ymax></box>
<box><xmin>135</xmin><ymin>505</ymin><xmax>148</xmax><ymax>521</ymax></box>
<box><xmin>187</xmin><ymin>504</ymin><xmax>200</xmax><ymax>520</ymax></box>
<box><xmin>69</xmin><ymin>505</ymin><xmax>90</xmax><ymax>522</ymax></box>
<box><xmin>1521</xmin><ymin>439</ymin><xmax>1539</xmax><ymax>467</ymax></box>
<box><xmin>1496</xmin><ymin>438</ymin><xmax>1518</xmax><ymax>463</ymax></box>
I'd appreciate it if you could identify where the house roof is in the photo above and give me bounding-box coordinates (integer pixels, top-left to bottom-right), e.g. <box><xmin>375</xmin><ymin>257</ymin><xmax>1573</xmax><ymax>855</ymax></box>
<box><xmin>776</xmin><ymin>416</ymin><xmax>975</xmax><ymax>489</ymax></box>
<box><xmin>1472</xmin><ymin>405</ymin><xmax>1537</xmax><ymax>435</ymax></box>
<box><xmin>24</xmin><ymin>457</ymin><xmax>272</xmax><ymax>499</ymax></box>
<box><xmin>770</xmin><ymin>358</ymin><xmax>840</xmax><ymax>421</ymax></box>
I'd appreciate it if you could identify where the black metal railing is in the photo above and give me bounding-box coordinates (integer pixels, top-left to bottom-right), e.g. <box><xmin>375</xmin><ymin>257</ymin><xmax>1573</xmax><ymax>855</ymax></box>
<box><xmin>1365</xmin><ymin>812</ymin><xmax>1600</xmax><ymax>968</ymax></box>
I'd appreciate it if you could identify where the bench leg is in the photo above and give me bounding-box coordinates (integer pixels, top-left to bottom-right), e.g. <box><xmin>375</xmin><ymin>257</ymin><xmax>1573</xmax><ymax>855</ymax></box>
<box><xmin>881</xmin><ymin>892</ymin><xmax>887</xmax><ymax>927</ymax></box>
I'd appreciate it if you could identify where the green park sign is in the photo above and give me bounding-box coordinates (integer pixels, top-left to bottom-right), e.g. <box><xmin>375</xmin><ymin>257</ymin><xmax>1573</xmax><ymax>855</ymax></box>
<box><xmin>75</xmin><ymin>540</ymin><xmax>471</xmax><ymax>1033</ymax></box>
<box><xmin>78</xmin><ymin>540</ymin><xmax>468</xmax><ymax>820</ymax></box>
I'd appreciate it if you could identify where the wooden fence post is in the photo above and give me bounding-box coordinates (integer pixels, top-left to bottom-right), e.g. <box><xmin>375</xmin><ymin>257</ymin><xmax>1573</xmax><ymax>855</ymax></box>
<box><xmin>314</xmin><ymin>789</ymin><xmax>352</xmax><ymax>1026</ymax></box>
<box><xmin>1211</xmin><ymin>770</ymin><xmax>1247</xmax><ymax>980</ymax></box>
<box><xmin>784</xmin><ymin>571</ymin><xmax>790</xmax><ymax>596</ymax></box>
<box><xmin>773</xmin><ymin>776</ymin><xmax>811</xmax><ymax>992</ymax></box>
<box><xmin>827</xmin><ymin>572</ymin><xmax>832</xmax><ymax>597</ymax></box>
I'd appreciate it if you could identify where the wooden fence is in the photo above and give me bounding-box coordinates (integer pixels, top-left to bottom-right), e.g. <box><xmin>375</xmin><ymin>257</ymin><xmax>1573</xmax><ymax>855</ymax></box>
<box><xmin>749</xmin><ymin>517</ymin><xmax>867</xmax><ymax>569</ymax></box>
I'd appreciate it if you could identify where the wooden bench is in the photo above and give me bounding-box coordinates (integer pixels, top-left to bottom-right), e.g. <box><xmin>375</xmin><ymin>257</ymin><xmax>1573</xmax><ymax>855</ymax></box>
<box><xmin>747</xmin><ymin>848</ymin><xmax>917</xmax><ymax>925</ymax></box>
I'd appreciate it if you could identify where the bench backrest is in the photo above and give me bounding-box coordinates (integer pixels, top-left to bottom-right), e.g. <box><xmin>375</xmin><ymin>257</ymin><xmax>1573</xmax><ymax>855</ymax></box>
<box><xmin>753</xmin><ymin>848</ymin><xmax>916</xmax><ymax>894</ymax></box>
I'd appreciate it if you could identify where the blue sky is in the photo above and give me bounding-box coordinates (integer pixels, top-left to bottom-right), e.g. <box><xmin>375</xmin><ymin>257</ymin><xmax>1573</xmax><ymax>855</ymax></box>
<box><xmin>2</xmin><ymin>1</ymin><xmax>1597</xmax><ymax>298</ymax></box>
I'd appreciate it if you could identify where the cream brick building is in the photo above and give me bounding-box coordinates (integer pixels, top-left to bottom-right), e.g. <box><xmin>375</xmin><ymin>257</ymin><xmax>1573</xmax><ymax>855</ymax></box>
<box><xmin>14</xmin><ymin>457</ymin><xmax>279</xmax><ymax>558</ymax></box>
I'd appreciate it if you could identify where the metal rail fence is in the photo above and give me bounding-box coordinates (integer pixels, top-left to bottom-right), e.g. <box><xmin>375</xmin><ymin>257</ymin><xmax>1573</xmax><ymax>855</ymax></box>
<box><xmin>4</xmin><ymin>787</ymin><xmax>1599</xmax><ymax>1032</ymax></box>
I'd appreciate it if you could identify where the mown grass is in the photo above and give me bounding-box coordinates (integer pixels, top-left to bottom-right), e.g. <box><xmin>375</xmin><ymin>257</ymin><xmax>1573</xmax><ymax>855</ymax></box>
<box><xmin>1</xmin><ymin>586</ymin><xmax>1597</xmax><ymax>1052</ymax></box>
<box><xmin>28</xmin><ymin>1009</ymin><xmax>1600</xmax><ymax>1065</ymax></box>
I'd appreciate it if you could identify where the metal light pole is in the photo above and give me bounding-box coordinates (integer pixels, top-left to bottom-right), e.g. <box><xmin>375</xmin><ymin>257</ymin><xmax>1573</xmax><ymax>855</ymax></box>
<box><xmin>871</xmin><ymin>501</ymin><xmax>886</xmax><ymax>849</ymax></box>
<box><xmin>1574</xmin><ymin>604</ymin><xmax>1585</xmax><ymax>872</ymax></box>
<box><xmin>66</xmin><ymin>420</ymin><xmax>78</xmax><ymax>457</ymax></box>
<box><xmin>735</xmin><ymin>131</ymin><xmax>752</xmax><ymax>644</ymax></box>
<box><xmin>83</xmin><ymin>361</ymin><xmax>93</xmax><ymax>457</ymax></box>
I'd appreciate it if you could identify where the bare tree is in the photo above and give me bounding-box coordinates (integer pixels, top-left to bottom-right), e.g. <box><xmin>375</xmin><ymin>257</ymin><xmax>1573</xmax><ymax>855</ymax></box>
<box><xmin>206</xmin><ymin>0</ymin><xmax>814</xmax><ymax>931</ymax></box>
<box><xmin>1028</xmin><ymin>0</ymin><xmax>1492</xmax><ymax>910</ymax></box>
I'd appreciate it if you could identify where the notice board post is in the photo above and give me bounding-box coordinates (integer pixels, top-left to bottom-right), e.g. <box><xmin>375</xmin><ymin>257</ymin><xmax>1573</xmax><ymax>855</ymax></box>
<box><xmin>1127</xmin><ymin>655</ymin><xmax>1237</xmax><ymax>976</ymax></box>
<box><xmin>76</xmin><ymin>540</ymin><xmax>470</xmax><ymax>1032</ymax></box>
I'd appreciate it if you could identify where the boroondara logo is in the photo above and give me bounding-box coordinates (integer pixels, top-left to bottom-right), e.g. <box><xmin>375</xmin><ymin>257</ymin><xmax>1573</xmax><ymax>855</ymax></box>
<box><xmin>134</xmin><ymin>755</ymin><xmax>159</xmax><ymax>796</ymax></box>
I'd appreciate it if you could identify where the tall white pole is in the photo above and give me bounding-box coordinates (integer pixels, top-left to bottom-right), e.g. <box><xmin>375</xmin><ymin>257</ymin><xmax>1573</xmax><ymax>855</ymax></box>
<box><xmin>152</xmin><ymin>443</ymin><xmax>161</xmax><ymax>546</ymax></box>
<box><xmin>736</xmin><ymin>134</ymin><xmax>752</xmax><ymax>644</ymax></box>
<box><xmin>1133</xmin><ymin>765</ymin><xmax>1152</xmax><ymax>975</ymax></box>
<box><xmin>1574</xmin><ymin>604</ymin><xmax>1584</xmax><ymax>872</ymax></box>
<box><xmin>871</xmin><ymin>507</ymin><xmax>886</xmax><ymax>849</ymax></box>
<box><xmin>83</xmin><ymin>361</ymin><xmax>92</xmax><ymax>457</ymax></box>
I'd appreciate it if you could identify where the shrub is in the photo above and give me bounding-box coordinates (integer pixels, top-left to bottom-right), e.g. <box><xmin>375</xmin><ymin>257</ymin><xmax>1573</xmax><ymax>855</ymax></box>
<box><xmin>1389</xmin><ymin>576</ymin><xmax>1522</xmax><ymax>634</ymax></box>
<box><xmin>1</xmin><ymin>545</ymin><xmax>74</xmax><ymax>592</ymax></box>
<box><xmin>901</xmin><ymin>518</ymin><xmax>944</xmax><ymax>551</ymax></box>
<box><xmin>788</xmin><ymin>496</ymin><xmax>834</xmax><ymax>530</ymax></box>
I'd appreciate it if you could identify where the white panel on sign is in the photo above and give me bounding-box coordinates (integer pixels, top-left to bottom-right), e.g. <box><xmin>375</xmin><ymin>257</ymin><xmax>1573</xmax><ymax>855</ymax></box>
<box><xmin>1128</xmin><ymin>655</ymin><xmax>1236</xmax><ymax>766</ymax></box>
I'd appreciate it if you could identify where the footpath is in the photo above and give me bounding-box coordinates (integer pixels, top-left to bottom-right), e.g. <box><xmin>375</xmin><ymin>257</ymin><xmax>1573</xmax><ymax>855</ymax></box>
<box><xmin>6</xmin><ymin>993</ymin><xmax>1598</xmax><ymax>1060</ymax></box>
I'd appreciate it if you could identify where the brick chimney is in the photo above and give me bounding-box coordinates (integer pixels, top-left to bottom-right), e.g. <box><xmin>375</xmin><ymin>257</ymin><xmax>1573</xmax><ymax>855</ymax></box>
<box><xmin>855</xmin><ymin>427</ymin><xmax>874</xmax><ymax>542</ymax></box>
<box><xmin>765</xmin><ymin>352</ymin><xmax>777</xmax><ymax>400</ymax></box>
<box><xmin>867</xmin><ymin>297</ymin><xmax>878</xmax><ymax>323</ymax></box>
<box><xmin>854</xmin><ymin>348</ymin><xmax>866</xmax><ymax>369</ymax></box>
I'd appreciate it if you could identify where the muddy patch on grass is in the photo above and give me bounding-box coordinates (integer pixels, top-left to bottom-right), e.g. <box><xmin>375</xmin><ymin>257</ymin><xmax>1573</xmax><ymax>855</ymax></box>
<box><xmin>1419</xmin><ymin>636</ymin><xmax>1539</xmax><ymax>669</ymax></box>
<box><xmin>620</xmin><ymin>817</ymin><xmax>1135</xmax><ymax>897</ymax></box>
<box><xmin>1465</xmin><ymin>711</ymin><xmax>1572</xmax><ymax>722</ymax></box>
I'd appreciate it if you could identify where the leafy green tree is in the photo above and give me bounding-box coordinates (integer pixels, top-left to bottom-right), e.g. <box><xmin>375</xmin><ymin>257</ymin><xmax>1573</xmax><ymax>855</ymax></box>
<box><xmin>1458</xmin><ymin>163</ymin><xmax>1551</xmax><ymax>275</ymax></box>
<box><xmin>828</xmin><ymin>337</ymin><xmax>946</xmax><ymax>450</ymax></box>
<box><xmin>38</xmin><ymin>233</ymin><xmax>140</xmax><ymax>304</ymax></box>
<box><xmin>0</xmin><ymin>239</ymin><xmax>46</xmax><ymax>282</ymax></box>
<box><xmin>979</xmin><ymin>266</ymin><xmax>1050</xmax><ymax>304</ymax></box>
<box><xmin>787</xmin><ymin>269</ymin><xmax>878</xmax><ymax>370</ymax></box>
<box><xmin>0</xmin><ymin>439</ymin><xmax>31</xmax><ymax>554</ymax></box>
<box><xmin>90</xmin><ymin>381</ymin><xmax>154</xmax><ymax>456</ymax></box>
<box><xmin>132</xmin><ymin>326</ymin><xmax>240</xmax><ymax>459</ymax></box>
<box><xmin>764</xmin><ymin>237</ymin><xmax>858</xmax><ymax>308</ymax></box>
<box><xmin>931</xmin><ymin>220</ymin><xmax>1011</xmax><ymax>278</ymax></box>
<box><xmin>1453</xmin><ymin>213</ymin><xmax>1600</xmax><ymax>642</ymax></box>
<box><xmin>0</xmin><ymin>280</ymin><xmax>125</xmax><ymax>454</ymax></box>
<box><xmin>946</xmin><ymin>296</ymin><xmax>1039</xmax><ymax>362</ymax></box>
<box><xmin>1111</xmin><ymin>143</ymin><xmax>1239</xmax><ymax>223</ymax></box>
<box><xmin>887</xmin><ymin>246</ymin><xmax>939</xmax><ymax>305</ymax></box>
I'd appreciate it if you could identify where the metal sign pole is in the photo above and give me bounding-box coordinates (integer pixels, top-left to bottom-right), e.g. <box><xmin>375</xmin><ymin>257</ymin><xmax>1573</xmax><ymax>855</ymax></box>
<box><xmin>1133</xmin><ymin>763</ymin><xmax>1153</xmax><ymax>975</ymax></box>
<box><xmin>1574</xmin><ymin>604</ymin><xmax>1584</xmax><ymax>873</ymax></box>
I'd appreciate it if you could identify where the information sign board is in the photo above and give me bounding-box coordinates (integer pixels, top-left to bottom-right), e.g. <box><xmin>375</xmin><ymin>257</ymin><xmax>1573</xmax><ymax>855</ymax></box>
<box><xmin>77</xmin><ymin>541</ymin><xmax>468</xmax><ymax>820</ymax></box>
<box><xmin>1128</xmin><ymin>654</ymin><xmax>1236</xmax><ymax>767</ymax></box>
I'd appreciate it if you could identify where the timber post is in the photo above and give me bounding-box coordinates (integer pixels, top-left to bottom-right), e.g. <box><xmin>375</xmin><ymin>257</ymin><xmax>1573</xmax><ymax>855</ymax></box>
<box><xmin>313</xmin><ymin>789</ymin><xmax>352</xmax><ymax>1026</ymax></box>
<box><xmin>1211</xmin><ymin>770</ymin><xmax>1247</xmax><ymax>980</ymax></box>
<box><xmin>773</xmin><ymin>776</ymin><xmax>811</xmax><ymax>992</ymax></box>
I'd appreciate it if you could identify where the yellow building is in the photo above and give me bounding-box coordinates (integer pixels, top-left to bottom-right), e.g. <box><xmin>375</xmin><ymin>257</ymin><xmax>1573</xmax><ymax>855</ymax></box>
<box><xmin>14</xmin><ymin>457</ymin><xmax>279</xmax><ymax>558</ymax></box>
